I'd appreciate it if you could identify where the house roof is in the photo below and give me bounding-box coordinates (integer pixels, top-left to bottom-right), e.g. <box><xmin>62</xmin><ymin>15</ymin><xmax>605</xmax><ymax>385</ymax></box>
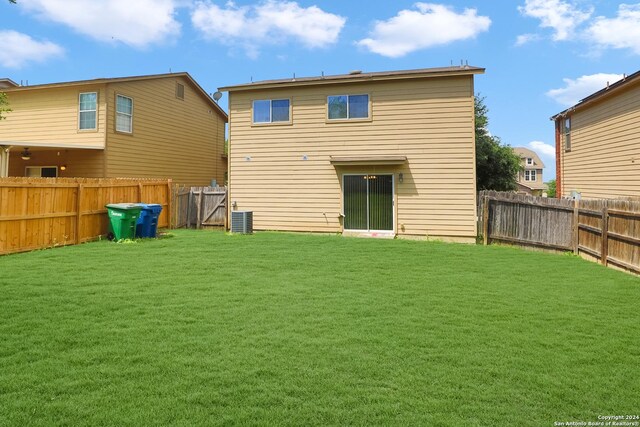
<box><xmin>219</xmin><ymin>65</ymin><xmax>485</xmax><ymax>92</ymax></box>
<box><xmin>2</xmin><ymin>72</ymin><xmax>228</xmax><ymax>120</ymax></box>
<box><xmin>512</xmin><ymin>147</ymin><xmax>545</xmax><ymax>169</ymax></box>
<box><xmin>550</xmin><ymin>69</ymin><xmax>640</xmax><ymax>121</ymax></box>
<box><xmin>517</xmin><ymin>182</ymin><xmax>547</xmax><ymax>191</ymax></box>
<box><xmin>0</xmin><ymin>78</ymin><xmax>19</xmax><ymax>89</ymax></box>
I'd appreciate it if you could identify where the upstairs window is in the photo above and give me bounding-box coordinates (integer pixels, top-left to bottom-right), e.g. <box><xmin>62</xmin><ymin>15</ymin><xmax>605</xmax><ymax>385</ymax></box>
<box><xmin>79</xmin><ymin>92</ymin><xmax>97</xmax><ymax>130</ymax></box>
<box><xmin>526</xmin><ymin>157</ymin><xmax>533</xmax><ymax>166</ymax></box>
<box><xmin>328</xmin><ymin>94</ymin><xmax>369</xmax><ymax>120</ymax></box>
<box><xmin>253</xmin><ymin>99</ymin><xmax>290</xmax><ymax>124</ymax></box>
<box><xmin>564</xmin><ymin>118</ymin><xmax>571</xmax><ymax>152</ymax></box>
<box><xmin>116</xmin><ymin>95</ymin><xmax>133</xmax><ymax>133</ymax></box>
<box><xmin>525</xmin><ymin>170</ymin><xmax>537</xmax><ymax>181</ymax></box>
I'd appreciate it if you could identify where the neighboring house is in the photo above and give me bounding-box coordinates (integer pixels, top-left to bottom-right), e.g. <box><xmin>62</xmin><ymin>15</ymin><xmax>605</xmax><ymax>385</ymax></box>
<box><xmin>0</xmin><ymin>73</ymin><xmax>227</xmax><ymax>186</ymax></box>
<box><xmin>220</xmin><ymin>65</ymin><xmax>484</xmax><ymax>242</ymax></box>
<box><xmin>551</xmin><ymin>70</ymin><xmax>640</xmax><ymax>199</ymax></box>
<box><xmin>512</xmin><ymin>147</ymin><xmax>546</xmax><ymax>196</ymax></box>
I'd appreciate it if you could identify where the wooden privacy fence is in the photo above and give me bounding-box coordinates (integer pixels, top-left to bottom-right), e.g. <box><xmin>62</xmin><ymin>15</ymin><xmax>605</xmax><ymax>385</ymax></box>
<box><xmin>479</xmin><ymin>190</ymin><xmax>640</xmax><ymax>274</ymax></box>
<box><xmin>0</xmin><ymin>177</ymin><xmax>172</xmax><ymax>255</ymax></box>
<box><xmin>173</xmin><ymin>186</ymin><xmax>227</xmax><ymax>229</ymax></box>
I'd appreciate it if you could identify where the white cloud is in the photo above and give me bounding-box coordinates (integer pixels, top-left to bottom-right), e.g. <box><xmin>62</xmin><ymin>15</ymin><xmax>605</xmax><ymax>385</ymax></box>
<box><xmin>546</xmin><ymin>73</ymin><xmax>624</xmax><ymax>106</ymax></box>
<box><xmin>585</xmin><ymin>4</ymin><xmax>640</xmax><ymax>54</ymax></box>
<box><xmin>515</xmin><ymin>33</ymin><xmax>541</xmax><ymax>46</ymax></box>
<box><xmin>191</xmin><ymin>1</ymin><xmax>346</xmax><ymax>57</ymax></box>
<box><xmin>529</xmin><ymin>140</ymin><xmax>556</xmax><ymax>158</ymax></box>
<box><xmin>518</xmin><ymin>0</ymin><xmax>592</xmax><ymax>41</ymax></box>
<box><xmin>0</xmin><ymin>30</ymin><xmax>64</xmax><ymax>68</ymax></box>
<box><xmin>356</xmin><ymin>3</ymin><xmax>491</xmax><ymax>58</ymax></box>
<box><xmin>19</xmin><ymin>0</ymin><xmax>181</xmax><ymax>48</ymax></box>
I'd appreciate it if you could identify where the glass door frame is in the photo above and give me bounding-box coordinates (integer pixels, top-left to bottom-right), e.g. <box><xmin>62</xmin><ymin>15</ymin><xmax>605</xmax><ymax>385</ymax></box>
<box><xmin>342</xmin><ymin>173</ymin><xmax>395</xmax><ymax>233</ymax></box>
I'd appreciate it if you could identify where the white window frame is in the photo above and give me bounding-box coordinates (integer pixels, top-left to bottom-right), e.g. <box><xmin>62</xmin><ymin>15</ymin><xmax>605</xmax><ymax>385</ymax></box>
<box><xmin>26</xmin><ymin>166</ymin><xmax>58</xmax><ymax>178</ymax></box>
<box><xmin>525</xmin><ymin>170</ymin><xmax>537</xmax><ymax>182</ymax></box>
<box><xmin>526</xmin><ymin>158</ymin><xmax>533</xmax><ymax>166</ymax></box>
<box><xmin>115</xmin><ymin>94</ymin><xmax>133</xmax><ymax>134</ymax></box>
<box><xmin>78</xmin><ymin>92</ymin><xmax>97</xmax><ymax>131</ymax></box>
<box><xmin>327</xmin><ymin>94</ymin><xmax>370</xmax><ymax>121</ymax></box>
<box><xmin>252</xmin><ymin>99</ymin><xmax>291</xmax><ymax>124</ymax></box>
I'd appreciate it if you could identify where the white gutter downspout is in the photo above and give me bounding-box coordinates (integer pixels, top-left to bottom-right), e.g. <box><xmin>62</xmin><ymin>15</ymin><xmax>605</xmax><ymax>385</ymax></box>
<box><xmin>0</xmin><ymin>145</ymin><xmax>11</xmax><ymax>177</ymax></box>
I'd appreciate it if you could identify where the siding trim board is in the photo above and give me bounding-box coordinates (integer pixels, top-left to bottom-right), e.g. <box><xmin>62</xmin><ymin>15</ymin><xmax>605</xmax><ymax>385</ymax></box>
<box><xmin>330</xmin><ymin>156</ymin><xmax>407</xmax><ymax>166</ymax></box>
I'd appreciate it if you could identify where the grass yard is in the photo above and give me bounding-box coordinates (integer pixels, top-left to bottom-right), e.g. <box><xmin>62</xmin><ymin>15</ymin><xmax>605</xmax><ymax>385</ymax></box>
<box><xmin>1</xmin><ymin>230</ymin><xmax>639</xmax><ymax>426</ymax></box>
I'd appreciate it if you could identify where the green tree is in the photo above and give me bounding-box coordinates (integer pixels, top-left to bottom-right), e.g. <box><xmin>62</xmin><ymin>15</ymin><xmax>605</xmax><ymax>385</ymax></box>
<box><xmin>475</xmin><ymin>96</ymin><xmax>521</xmax><ymax>191</ymax></box>
<box><xmin>546</xmin><ymin>179</ymin><xmax>556</xmax><ymax>197</ymax></box>
<box><xmin>0</xmin><ymin>92</ymin><xmax>11</xmax><ymax>120</ymax></box>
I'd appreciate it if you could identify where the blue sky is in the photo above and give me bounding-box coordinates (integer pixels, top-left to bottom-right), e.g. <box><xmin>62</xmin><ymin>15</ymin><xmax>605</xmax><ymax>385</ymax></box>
<box><xmin>2</xmin><ymin>0</ymin><xmax>640</xmax><ymax>181</ymax></box>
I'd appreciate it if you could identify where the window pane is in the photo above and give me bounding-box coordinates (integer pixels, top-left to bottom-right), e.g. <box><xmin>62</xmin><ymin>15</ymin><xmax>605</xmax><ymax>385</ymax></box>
<box><xmin>116</xmin><ymin>95</ymin><xmax>132</xmax><ymax>115</ymax></box>
<box><xmin>344</xmin><ymin>175</ymin><xmax>368</xmax><ymax>230</ymax></box>
<box><xmin>41</xmin><ymin>167</ymin><xmax>57</xmax><ymax>178</ymax></box>
<box><xmin>253</xmin><ymin>100</ymin><xmax>271</xmax><ymax>123</ymax></box>
<box><xmin>328</xmin><ymin>96</ymin><xmax>347</xmax><ymax>119</ymax></box>
<box><xmin>271</xmin><ymin>99</ymin><xmax>289</xmax><ymax>122</ymax></box>
<box><xmin>116</xmin><ymin>113</ymin><xmax>132</xmax><ymax>133</ymax></box>
<box><xmin>349</xmin><ymin>95</ymin><xmax>369</xmax><ymax>118</ymax></box>
<box><xmin>79</xmin><ymin>93</ymin><xmax>96</xmax><ymax>110</ymax></box>
<box><xmin>368</xmin><ymin>175</ymin><xmax>393</xmax><ymax>231</ymax></box>
<box><xmin>79</xmin><ymin>111</ymin><xmax>96</xmax><ymax>129</ymax></box>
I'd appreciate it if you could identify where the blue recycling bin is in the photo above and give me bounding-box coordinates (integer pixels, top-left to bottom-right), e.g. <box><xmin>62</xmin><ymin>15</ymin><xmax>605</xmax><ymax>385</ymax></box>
<box><xmin>135</xmin><ymin>203</ymin><xmax>163</xmax><ymax>238</ymax></box>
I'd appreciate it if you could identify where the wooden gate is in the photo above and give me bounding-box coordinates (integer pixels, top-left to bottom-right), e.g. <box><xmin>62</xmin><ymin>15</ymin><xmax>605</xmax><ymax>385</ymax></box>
<box><xmin>173</xmin><ymin>186</ymin><xmax>227</xmax><ymax>229</ymax></box>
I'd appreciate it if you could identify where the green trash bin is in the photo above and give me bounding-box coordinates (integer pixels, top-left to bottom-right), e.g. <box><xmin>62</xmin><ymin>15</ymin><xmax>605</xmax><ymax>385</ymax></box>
<box><xmin>105</xmin><ymin>203</ymin><xmax>143</xmax><ymax>240</ymax></box>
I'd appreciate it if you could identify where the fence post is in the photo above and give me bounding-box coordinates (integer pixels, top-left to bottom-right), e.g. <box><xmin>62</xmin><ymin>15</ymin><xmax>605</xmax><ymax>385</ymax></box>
<box><xmin>186</xmin><ymin>189</ymin><xmax>192</xmax><ymax>229</ymax></box>
<box><xmin>225</xmin><ymin>187</ymin><xmax>229</xmax><ymax>231</ymax></box>
<box><xmin>167</xmin><ymin>179</ymin><xmax>173</xmax><ymax>229</ymax></box>
<box><xmin>573</xmin><ymin>199</ymin><xmax>579</xmax><ymax>254</ymax></box>
<box><xmin>138</xmin><ymin>183</ymin><xmax>144</xmax><ymax>203</ymax></box>
<box><xmin>76</xmin><ymin>183</ymin><xmax>83</xmax><ymax>244</ymax></box>
<box><xmin>482</xmin><ymin>196</ymin><xmax>490</xmax><ymax>245</ymax></box>
<box><xmin>196</xmin><ymin>188</ymin><xmax>203</xmax><ymax>230</ymax></box>
<box><xmin>601</xmin><ymin>205</ymin><xmax>609</xmax><ymax>266</ymax></box>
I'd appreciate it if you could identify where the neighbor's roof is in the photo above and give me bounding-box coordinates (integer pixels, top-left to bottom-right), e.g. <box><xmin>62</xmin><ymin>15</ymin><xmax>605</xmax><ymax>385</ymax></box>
<box><xmin>517</xmin><ymin>182</ymin><xmax>547</xmax><ymax>191</ymax></box>
<box><xmin>219</xmin><ymin>65</ymin><xmax>485</xmax><ymax>92</ymax></box>
<box><xmin>2</xmin><ymin>72</ymin><xmax>227</xmax><ymax>120</ymax></box>
<box><xmin>512</xmin><ymin>147</ymin><xmax>545</xmax><ymax>169</ymax></box>
<box><xmin>0</xmin><ymin>78</ymin><xmax>19</xmax><ymax>88</ymax></box>
<box><xmin>550</xmin><ymin>68</ymin><xmax>640</xmax><ymax>121</ymax></box>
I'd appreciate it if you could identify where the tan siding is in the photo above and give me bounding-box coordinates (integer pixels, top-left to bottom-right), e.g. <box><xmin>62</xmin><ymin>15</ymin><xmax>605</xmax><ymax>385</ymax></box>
<box><xmin>104</xmin><ymin>77</ymin><xmax>226</xmax><ymax>186</ymax></box>
<box><xmin>561</xmin><ymin>81</ymin><xmax>640</xmax><ymax>199</ymax></box>
<box><xmin>228</xmin><ymin>76</ymin><xmax>477</xmax><ymax>238</ymax></box>
<box><xmin>0</xmin><ymin>85</ymin><xmax>106</xmax><ymax>149</ymax></box>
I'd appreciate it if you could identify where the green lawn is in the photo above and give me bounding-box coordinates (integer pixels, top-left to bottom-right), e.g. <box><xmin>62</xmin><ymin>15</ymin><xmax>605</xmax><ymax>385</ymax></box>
<box><xmin>1</xmin><ymin>230</ymin><xmax>638</xmax><ymax>426</ymax></box>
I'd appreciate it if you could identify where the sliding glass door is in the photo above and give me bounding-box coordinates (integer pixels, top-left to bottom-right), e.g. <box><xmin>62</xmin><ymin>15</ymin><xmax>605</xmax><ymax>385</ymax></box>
<box><xmin>343</xmin><ymin>174</ymin><xmax>393</xmax><ymax>231</ymax></box>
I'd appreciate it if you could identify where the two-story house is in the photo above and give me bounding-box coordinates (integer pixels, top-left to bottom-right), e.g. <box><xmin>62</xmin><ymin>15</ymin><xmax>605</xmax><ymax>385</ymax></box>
<box><xmin>512</xmin><ymin>147</ymin><xmax>545</xmax><ymax>196</ymax></box>
<box><xmin>0</xmin><ymin>73</ymin><xmax>227</xmax><ymax>186</ymax></box>
<box><xmin>220</xmin><ymin>66</ymin><xmax>484</xmax><ymax>242</ymax></box>
<box><xmin>551</xmin><ymin>69</ymin><xmax>640</xmax><ymax>199</ymax></box>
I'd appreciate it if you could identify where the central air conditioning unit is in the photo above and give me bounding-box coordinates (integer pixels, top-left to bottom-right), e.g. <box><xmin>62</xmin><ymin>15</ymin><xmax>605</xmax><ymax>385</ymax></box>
<box><xmin>231</xmin><ymin>211</ymin><xmax>253</xmax><ymax>234</ymax></box>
